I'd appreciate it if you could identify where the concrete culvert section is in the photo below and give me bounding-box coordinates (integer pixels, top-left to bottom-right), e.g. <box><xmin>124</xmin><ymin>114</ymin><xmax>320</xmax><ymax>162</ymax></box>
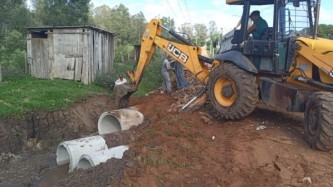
<box><xmin>56</xmin><ymin>145</ymin><xmax>71</xmax><ymax>166</ymax></box>
<box><xmin>75</xmin><ymin>157</ymin><xmax>93</xmax><ymax>170</ymax></box>
<box><xmin>56</xmin><ymin>135</ymin><xmax>108</xmax><ymax>173</ymax></box>
<box><xmin>98</xmin><ymin>108</ymin><xmax>144</xmax><ymax>135</ymax></box>
<box><xmin>98</xmin><ymin>112</ymin><xmax>122</xmax><ymax>134</ymax></box>
<box><xmin>76</xmin><ymin>145</ymin><xmax>129</xmax><ymax>170</ymax></box>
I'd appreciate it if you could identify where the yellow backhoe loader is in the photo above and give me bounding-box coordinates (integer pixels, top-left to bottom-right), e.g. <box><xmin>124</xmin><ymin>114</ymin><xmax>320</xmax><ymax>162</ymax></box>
<box><xmin>115</xmin><ymin>0</ymin><xmax>333</xmax><ymax>151</ymax></box>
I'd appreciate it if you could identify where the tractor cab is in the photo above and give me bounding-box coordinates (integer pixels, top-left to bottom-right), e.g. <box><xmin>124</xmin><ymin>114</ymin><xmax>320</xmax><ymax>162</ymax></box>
<box><xmin>219</xmin><ymin>0</ymin><xmax>319</xmax><ymax>75</ymax></box>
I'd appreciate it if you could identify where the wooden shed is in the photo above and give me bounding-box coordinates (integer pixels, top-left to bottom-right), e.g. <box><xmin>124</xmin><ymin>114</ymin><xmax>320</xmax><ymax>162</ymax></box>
<box><xmin>27</xmin><ymin>26</ymin><xmax>116</xmax><ymax>84</ymax></box>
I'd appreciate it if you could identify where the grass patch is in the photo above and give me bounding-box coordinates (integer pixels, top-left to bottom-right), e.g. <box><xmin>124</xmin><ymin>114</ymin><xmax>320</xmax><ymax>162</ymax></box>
<box><xmin>144</xmin><ymin>128</ymin><xmax>157</xmax><ymax>139</ymax></box>
<box><xmin>187</xmin><ymin>134</ymin><xmax>197</xmax><ymax>143</ymax></box>
<box><xmin>165</xmin><ymin>129</ymin><xmax>181</xmax><ymax>137</ymax></box>
<box><xmin>170</xmin><ymin>158</ymin><xmax>193</xmax><ymax>169</ymax></box>
<box><xmin>0</xmin><ymin>75</ymin><xmax>108</xmax><ymax>117</ymax></box>
<box><xmin>142</xmin><ymin>146</ymin><xmax>167</xmax><ymax>167</ymax></box>
<box><xmin>0</xmin><ymin>52</ymin><xmax>163</xmax><ymax>117</ymax></box>
<box><xmin>148</xmin><ymin>147</ymin><xmax>164</xmax><ymax>155</ymax></box>
<box><xmin>180</xmin><ymin>122</ymin><xmax>193</xmax><ymax>128</ymax></box>
<box><xmin>155</xmin><ymin>174</ymin><xmax>165</xmax><ymax>185</ymax></box>
<box><xmin>142</xmin><ymin>156</ymin><xmax>168</xmax><ymax>167</ymax></box>
<box><xmin>113</xmin><ymin>55</ymin><xmax>163</xmax><ymax>97</ymax></box>
<box><xmin>133</xmin><ymin>57</ymin><xmax>163</xmax><ymax>97</ymax></box>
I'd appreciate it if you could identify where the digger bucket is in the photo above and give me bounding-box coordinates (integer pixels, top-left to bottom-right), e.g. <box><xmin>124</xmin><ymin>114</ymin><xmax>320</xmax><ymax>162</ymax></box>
<box><xmin>114</xmin><ymin>83</ymin><xmax>136</xmax><ymax>109</ymax></box>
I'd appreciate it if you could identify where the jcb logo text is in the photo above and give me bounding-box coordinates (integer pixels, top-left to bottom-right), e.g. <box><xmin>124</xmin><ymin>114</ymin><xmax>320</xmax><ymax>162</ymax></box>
<box><xmin>167</xmin><ymin>43</ymin><xmax>188</xmax><ymax>63</ymax></box>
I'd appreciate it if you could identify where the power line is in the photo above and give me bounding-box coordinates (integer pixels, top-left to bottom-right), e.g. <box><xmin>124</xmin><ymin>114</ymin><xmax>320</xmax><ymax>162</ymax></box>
<box><xmin>166</xmin><ymin>0</ymin><xmax>178</xmax><ymax>18</ymax></box>
<box><xmin>183</xmin><ymin>0</ymin><xmax>192</xmax><ymax>24</ymax></box>
<box><xmin>176</xmin><ymin>0</ymin><xmax>187</xmax><ymax>19</ymax></box>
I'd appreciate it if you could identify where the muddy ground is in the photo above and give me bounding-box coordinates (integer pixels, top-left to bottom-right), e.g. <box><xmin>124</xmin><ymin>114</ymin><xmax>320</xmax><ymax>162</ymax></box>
<box><xmin>0</xmin><ymin>89</ymin><xmax>333</xmax><ymax>186</ymax></box>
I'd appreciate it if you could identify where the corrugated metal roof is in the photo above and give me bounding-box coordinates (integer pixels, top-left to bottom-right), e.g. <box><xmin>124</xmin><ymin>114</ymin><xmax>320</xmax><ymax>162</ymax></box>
<box><xmin>26</xmin><ymin>25</ymin><xmax>116</xmax><ymax>35</ymax></box>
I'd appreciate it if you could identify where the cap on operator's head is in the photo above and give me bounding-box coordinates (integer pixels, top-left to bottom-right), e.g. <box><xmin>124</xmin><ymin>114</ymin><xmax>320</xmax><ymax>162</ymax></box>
<box><xmin>250</xmin><ymin>10</ymin><xmax>260</xmax><ymax>17</ymax></box>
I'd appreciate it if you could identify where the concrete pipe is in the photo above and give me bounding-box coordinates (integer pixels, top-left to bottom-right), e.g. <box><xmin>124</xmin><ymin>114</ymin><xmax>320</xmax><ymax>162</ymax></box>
<box><xmin>98</xmin><ymin>108</ymin><xmax>144</xmax><ymax>135</ymax></box>
<box><xmin>76</xmin><ymin>145</ymin><xmax>129</xmax><ymax>170</ymax></box>
<box><xmin>56</xmin><ymin>135</ymin><xmax>108</xmax><ymax>173</ymax></box>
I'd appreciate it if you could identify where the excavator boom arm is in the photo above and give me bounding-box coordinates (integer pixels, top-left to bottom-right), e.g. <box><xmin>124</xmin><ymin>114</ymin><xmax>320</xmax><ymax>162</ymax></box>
<box><xmin>128</xmin><ymin>19</ymin><xmax>217</xmax><ymax>90</ymax></box>
<box><xmin>115</xmin><ymin>19</ymin><xmax>218</xmax><ymax>109</ymax></box>
<box><xmin>127</xmin><ymin>19</ymin><xmax>162</xmax><ymax>89</ymax></box>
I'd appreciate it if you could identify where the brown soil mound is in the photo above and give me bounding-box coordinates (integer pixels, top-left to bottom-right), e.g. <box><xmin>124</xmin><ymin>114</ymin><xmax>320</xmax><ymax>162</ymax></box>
<box><xmin>1</xmin><ymin>91</ymin><xmax>333</xmax><ymax>186</ymax></box>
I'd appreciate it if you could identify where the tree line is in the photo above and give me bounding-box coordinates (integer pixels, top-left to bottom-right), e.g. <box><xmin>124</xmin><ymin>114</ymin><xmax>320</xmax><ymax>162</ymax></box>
<box><xmin>0</xmin><ymin>0</ymin><xmax>332</xmax><ymax>80</ymax></box>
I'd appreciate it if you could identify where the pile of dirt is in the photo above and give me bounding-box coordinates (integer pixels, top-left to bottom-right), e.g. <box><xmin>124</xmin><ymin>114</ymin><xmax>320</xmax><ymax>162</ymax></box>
<box><xmin>60</xmin><ymin>152</ymin><xmax>133</xmax><ymax>186</ymax></box>
<box><xmin>1</xmin><ymin>86</ymin><xmax>333</xmax><ymax>186</ymax></box>
<box><xmin>114</xmin><ymin>92</ymin><xmax>333</xmax><ymax>187</ymax></box>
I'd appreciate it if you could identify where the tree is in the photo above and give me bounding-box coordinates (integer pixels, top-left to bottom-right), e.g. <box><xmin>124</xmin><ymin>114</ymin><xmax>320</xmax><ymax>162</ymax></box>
<box><xmin>160</xmin><ymin>17</ymin><xmax>175</xmax><ymax>40</ymax></box>
<box><xmin>0</xmin><ymin>0</ymin><xmax>30</xmax><ymax>41</ymax></box>
<box><xmin>92</xmin><ymin>4</ymin><xmax>132</xmax><ymax>45</ymax></box>
<box><xmin>161</xmin><ymin>17</ymin><xmax>176</xmax><ymax>30</ymax></box>
<box><xmin>207</xmin><ymin>21</ymin><xmax>220</xmax><ymax>55</ymax></box>
<box><xmin>0</xmin><ymin>0</ymin><xmax>31</xmax><ymax>80</ymax></box>
<box><xmin>193</xmin><ymin>23</ymin><xmax>208</xmax><ymax>46</ymax></box>
<box><xmin>0</xmin><ymin>30</ymin><xmax>26</xmax><ymax>75</ymax></box>
<box><xmin>178</xmin><ymin>22</ymin><xmax>194</xmax><ymax>41</ymax></box>
<box><xmin>130</xmin><ymin>12</ymin><xmax>146</xmax><ymax>44</ymax></box>
<box><xmin>91</xmin><ymin>5</ymin><xmax>113</xmax><ymax>30</ymax></box>
<box><xmin>109</xmin><ymin>4</ymin><xmax>132</xmax><ymax>45</ymax></box>
<box><xmin>318</xmin><ymin>24</ymin><xmax>333</xmax><ymax>39</ymax></box>
<box><xmin>91</xmin><ymin>4</ymin><xmax>148</xmax><ymax>63</ymax></box>
<box><xmin>31</xmin><ymin>0</ymin><xmax>90</xmax><ymax>26</ymax></box>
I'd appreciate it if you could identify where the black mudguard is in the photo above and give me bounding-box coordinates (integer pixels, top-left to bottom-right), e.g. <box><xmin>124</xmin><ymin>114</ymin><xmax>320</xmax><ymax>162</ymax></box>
<box><xmin>215</xmin><ymin>50</ymin><xmax>258</xmax><ymax>73</ymax></box>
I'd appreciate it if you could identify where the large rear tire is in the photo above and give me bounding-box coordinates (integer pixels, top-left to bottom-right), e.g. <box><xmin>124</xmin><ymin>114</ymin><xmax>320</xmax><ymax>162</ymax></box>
<box><xmin>304</xmin><ymin>92</ymin><xmax>333</xmax><ymax>151</ymax></box>
<box><xmin>208</xmin><ymin>62</ymin><xmax>258</xmax><ymax>120</ymax></box>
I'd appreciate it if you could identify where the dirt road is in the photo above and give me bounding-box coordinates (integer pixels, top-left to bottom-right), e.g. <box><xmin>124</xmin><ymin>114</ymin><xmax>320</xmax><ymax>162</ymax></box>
<box><xmin>1</xmin><ymin>92</ymin><xmax>333</xmax><ymax>186</ymax></box>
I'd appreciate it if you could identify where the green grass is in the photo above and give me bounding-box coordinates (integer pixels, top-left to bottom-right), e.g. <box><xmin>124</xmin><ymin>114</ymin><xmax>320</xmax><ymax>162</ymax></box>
<box><xmin>144</xmin><ymin>128</ymin><xmax>157</xmax><ymax>139</ymax></box>
<box><xmin>165</xmin><ymin>129</ymin><xmax>181</xmax><ymax>137</ymax></box>
<box><xmin>0</xmin><ymin>76</ymin><xmax>108</xmax><ymax>117</ymax></box>
<box><xmin>0</xmin><ymin>53</ymin><xmax>163</xmax><ymax>117</ymax></box>
<box><xmin>113</xmin><ymin>57</ymin><xmax>163</xmax><ymax>97</ymax></box>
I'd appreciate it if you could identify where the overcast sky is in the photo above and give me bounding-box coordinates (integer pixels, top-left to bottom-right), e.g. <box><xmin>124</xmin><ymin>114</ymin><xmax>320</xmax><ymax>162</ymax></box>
<box><xmin>91</xmin><ymin>0</ymin><xmax>332</xmax><ymax>33</ymax></box>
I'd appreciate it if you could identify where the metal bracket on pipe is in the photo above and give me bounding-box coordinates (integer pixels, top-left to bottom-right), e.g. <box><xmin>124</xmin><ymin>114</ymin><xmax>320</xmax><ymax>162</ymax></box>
<box><xmin>181</xmin><ymin>87</ymin><xmax>207</xmax><ymax>111</ymax></box>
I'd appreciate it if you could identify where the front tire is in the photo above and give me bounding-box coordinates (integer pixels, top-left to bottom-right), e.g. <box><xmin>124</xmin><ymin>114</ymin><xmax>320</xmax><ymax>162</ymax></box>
<box><xmin>208</xmin><ymin>62</ymin><xmax>258</xmax><ymax>120</ymax></box>
<box><xmin>304</xmin><ymin>92</ymin><xmax>333</xmax><ymax>151</ymax></box>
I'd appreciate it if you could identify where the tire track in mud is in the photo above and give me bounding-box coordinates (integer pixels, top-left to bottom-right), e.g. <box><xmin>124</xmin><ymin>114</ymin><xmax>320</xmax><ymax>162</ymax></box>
<box><xmin>214</xmin><ymin>119</ymin><xmax>253</xmax><ymax>186</ymax></box>
<box><xmin>211</xmin><ymin>110</ymin><xmax>293</xmax><ymax>186</ymax></box>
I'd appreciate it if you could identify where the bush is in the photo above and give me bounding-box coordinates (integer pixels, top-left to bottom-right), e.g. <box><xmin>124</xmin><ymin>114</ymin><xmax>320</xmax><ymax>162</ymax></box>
<box><xmin>102</xmin><ymin>46</ymin><xmax>165</xmax><ymax>96</ymax></box>
<box><xmin>0</xmin><ymin>30</ymin><xmax>27</xmax><ymax>79</ymax></box>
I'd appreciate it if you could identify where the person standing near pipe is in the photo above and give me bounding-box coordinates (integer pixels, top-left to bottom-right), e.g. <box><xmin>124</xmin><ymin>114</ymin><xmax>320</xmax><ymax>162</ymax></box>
<box><xmin>171</xmin><ymin>60</ymin><xmax>191</xmax><ymax>90</ymax></box>
<box><xmin>114</xmin><ymin>74</ymin><xmax>134</xmax><ymax>108</ymax></box>
<box><xmin>161</xmin><ymin>55</ymin><xmax>174</xmax><ymax>93</ymax></box>
<box><xmin>115</xmin><ymin>75</ymin><xmax>127</xmax><ymax>86</ymax></box>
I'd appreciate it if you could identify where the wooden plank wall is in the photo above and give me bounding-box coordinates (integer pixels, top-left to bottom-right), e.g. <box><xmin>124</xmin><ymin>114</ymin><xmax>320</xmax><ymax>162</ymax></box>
<box><xmin>28</xmin><ymin>27</ymin><xmax>115</xmax><ymax>84</ymax></box>
<box><xmin>27</xmin><ymin>34</ymin><xmax>49</xmax><ymax>79</ymax></box>
<box><xmin>92</xmin><ymin>30</ymin><xmax>115</xmax><ymax>83</ymax></box>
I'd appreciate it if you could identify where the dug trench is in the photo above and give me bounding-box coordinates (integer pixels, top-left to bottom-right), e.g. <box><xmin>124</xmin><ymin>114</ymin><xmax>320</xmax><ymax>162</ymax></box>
<box><xmin>0</xmin><ymin>94</ymin><xmax>116</xmax><ymax>186</ymax></box>
<box><xmin>1</xmin><ymin>91</ymin><xmax>333</xmax><ymax>186</ymax></box>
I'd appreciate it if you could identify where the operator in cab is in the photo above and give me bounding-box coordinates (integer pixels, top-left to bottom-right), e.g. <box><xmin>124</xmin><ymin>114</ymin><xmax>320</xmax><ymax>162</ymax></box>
<box><xmin>247</xmin><ymin>10</ymin><xmax>268</xmax><ymax>40</ymax></box>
